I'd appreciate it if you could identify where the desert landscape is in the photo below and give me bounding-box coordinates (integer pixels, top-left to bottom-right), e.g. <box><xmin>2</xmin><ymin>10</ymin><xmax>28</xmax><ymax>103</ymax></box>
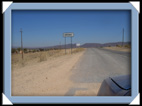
<box><xmin>11</xmin><ymin>10</ymin><xmax>131</xmax><ymax>97</ymax></box>
<box><xmin>12</xmin><ymin>48</ymin><xmax>100</xmax><ymax>96</ymax></box>
<box><xmin>11</xmin><ymin>44</ymin><xmax>130</xmax><ymax>96</ymax></box>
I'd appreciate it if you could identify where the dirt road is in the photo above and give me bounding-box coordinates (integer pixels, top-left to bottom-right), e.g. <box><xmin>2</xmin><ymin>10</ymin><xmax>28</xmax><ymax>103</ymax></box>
<box><xmin>12</xmin><ymin>48</ymin><xmax>130</xmax><ymax>96</ymax></box>
<box><xmin>12</xmin><ymin>50</ymin><xmax>95</xmax><ymax>96</ymax></box>
<box><xmin>71</xmin><ymin>48</ymin><xmax>130</xmax><ymax>83</ymax></box>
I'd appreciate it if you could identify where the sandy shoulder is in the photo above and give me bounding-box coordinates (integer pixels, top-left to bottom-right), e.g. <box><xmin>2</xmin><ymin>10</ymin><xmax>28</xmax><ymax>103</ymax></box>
<box><xmin>12</xmin><ymin>51</ymin><xmax>85</xmax><ymax>96</ymax></box>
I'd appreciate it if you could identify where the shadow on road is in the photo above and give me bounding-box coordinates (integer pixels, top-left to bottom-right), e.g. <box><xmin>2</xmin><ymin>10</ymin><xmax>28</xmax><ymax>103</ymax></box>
<box><xmin>64</xmin><ymin>88</ymin><xmax>88</xmax><ymax>96</ymax></box>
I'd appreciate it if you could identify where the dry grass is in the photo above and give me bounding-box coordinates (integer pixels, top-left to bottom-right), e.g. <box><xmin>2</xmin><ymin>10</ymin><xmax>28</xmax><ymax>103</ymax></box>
<box><xmin>12</xmin><ymin>50</ymin><xmax>87</xmax><ymax>96</ymax></box>
<box><xmin>12</xmin><ymin>48</ymin><xmax>85</xmax><ymax>69</ymax></box>
<box><xmin>72</xmin><ymin>48</ymin><xmax>85</xmax><ymax>53</ymax></box>
<box><xmin>116</xmin><ymin>44</ymin><xmax>131</xmax><ymax>48</ymax></box>
<box><xmin>103</xmin><ymin>45</ymin><xmax>131</xmax><ymax>52</ymax></box>
<box><xmin>39</xmin><ymin>52</ymin><xmax>47</xmax><ymax>62</ymax></box>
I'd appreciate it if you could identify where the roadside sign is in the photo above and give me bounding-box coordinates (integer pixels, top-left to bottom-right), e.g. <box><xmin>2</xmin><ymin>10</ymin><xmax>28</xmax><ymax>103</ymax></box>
<box><xmin>76</xmin><ymin>43</ymin><xmax>80</xmax><ymax>47</ymax></box>
<box><xmin>63</xmin><ymin>33</ymin><xmax>74</xmax><ymax>37</ymax></box>
<box><xmin>63</xmin><ymin>32</ymin><xmax>74</xmax><ymax>54</ymax></box>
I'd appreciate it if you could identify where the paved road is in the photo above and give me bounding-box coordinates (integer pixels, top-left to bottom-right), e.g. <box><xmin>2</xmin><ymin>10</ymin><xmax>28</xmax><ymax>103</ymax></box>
<box><xmin>70</xmin><ymin>48</ymin><xmax>131</xmax><ymax>83</ymax></box>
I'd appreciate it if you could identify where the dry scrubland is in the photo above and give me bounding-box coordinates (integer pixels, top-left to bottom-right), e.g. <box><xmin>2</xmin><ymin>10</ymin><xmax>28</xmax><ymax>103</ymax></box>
<box><xmin>103</xmin><ymin>45</ymin><xmax>131</xmax><ymax>52</ymax></box>
<box><xmin>12</xmin><ymin>48</ymin><xmax>84</xmax><ymax>69</ymax></box>
<box><xmin>11</xmin><ymin>46</ymin><xmax>130</xmax><ymax>96</ymax></box>
<box><xmin>12</xmin><ymin>48</ymin><xmax>99</xmax><ymax>96</ymax></box>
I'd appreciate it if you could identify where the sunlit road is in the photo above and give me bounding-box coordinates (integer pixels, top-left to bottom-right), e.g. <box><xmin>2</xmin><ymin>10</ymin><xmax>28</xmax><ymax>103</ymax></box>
<box><xmin>70</xmin><ymin>48</ymin><xmax>131</xmax><ymax>83</ymax></box>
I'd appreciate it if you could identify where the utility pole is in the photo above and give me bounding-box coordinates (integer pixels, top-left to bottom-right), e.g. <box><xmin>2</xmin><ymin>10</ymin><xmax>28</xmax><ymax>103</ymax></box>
<box><xmin>65</xmin><ymin>37</ymin><xmax>66</xmax><ymax>54</ymax></box>
<box><xmin>71</xmin><ymin>37</ymin><xmax>72</xmax><ymax>54</ymax></box>
<box><xmin>20</xmin><ymin>28</ymin><xmax>23</xmax><ymax>59</ymax></box>
<box><xmin>60</xmin><ymin>42</ymin><xmax>61</xmax><ymax>50</ymax></box>
<box><xmin>122</xmin><ymin>28</ymin><xmax>124</xmax><ymax>47</ymax></box>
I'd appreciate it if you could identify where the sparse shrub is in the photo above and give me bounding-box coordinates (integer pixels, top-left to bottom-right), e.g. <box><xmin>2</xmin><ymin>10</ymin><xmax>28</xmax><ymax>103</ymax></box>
<box><xmin>73</xmin><ymin>48</ymin><xmax>84</xmax><ymax>53</ymax></box>
<box><xmin>37</xmin><ymin>50</ymin><xmax>40</xmax><ymax>52</ymax></box>
<box><xmin>39</xmin><ymin>52</ymin><xmax>47</xmax><ymax>62</ymax></box>
<box><xmin>124</xmin><ymin>44</ymin><xmax>131</xmax><ymax>48</ymax></box>
<box><xmin>48</xmin><ymin>50</ymin><xmax>53</xmax><ymax>56</ymax></box>
<box><xmin>47</xmin><ymin>49</ymin><xmax>58</xmax><ymax>56</ymax></box>
<box><xmin>32</xmin><ymin>49</ymin><xmax>36</xmax><ymax>53</ymax></box>
<box><xmin>53</xmin><ymin>50</ymin><xmax>62</xmax><ymax>57</ymax></box>
<box><xmin>39</xmin><ymin>48</ymin><xmax>44</xmax><ymax>52</ymax></box>
<box><xmin>24</xmin><ymin>48</ymin><xmax>27</xmax><ymax>52</ymax></box>
<box><xmin>17</xmin><ymin>48</ymin><xmax>21</xmax><ymax>51</ymax></box>
<box><xmin>116</xmin><ymin>45</ymin><xmax>121</xmax><ymax>47</ymax></box>
<box><xmin>12</xmin><ymin>48</ymin><xmax>16</xmax><ymax>53</ymax></box>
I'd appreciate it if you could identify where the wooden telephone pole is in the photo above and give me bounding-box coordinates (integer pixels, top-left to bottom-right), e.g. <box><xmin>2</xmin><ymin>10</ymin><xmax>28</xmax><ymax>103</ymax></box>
<box><xmin>65</xmin><ymin>37</ymin><xmax>66</xmax><ymax>54</ymax></box>
<box><xmin>20</xmin><ymin>28</ymin><xmax>23</xmax><ymax>59</ymax></box>
<box><xmin>71</xmin><ymin>37</ymin><xmax>72</xmax><ymax>54</ymax></box>
<box><xmin>122</xmin><ymin>28</ymin><xmax>124</xmax><ymax>47</ymax></box>
<box><xmin>60</xmin><ymin>42</ymin><xmax>61</xmax><ymax>50</ymax></box>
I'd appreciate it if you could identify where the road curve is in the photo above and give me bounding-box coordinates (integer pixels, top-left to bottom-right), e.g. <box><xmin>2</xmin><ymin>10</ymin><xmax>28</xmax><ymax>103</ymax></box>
<box><xmin>70</xmin><ymin>48</ymin><xmax>131</xmax><ymax>83</ymax></box>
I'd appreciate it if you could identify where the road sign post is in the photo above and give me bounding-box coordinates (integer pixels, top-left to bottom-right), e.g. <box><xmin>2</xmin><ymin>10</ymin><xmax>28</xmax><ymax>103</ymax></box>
<box><xmin>71</xmin><ymin>37</ymin><xmax>72</xmax><ymax>54</ymax></box>
<box><xmin>63</xmin><ymin>33</ymin><xmax>74</xmax><ymax>54</ymax></box>
<box><xmin>65</xmin><ymin>37</ymin><xmax>66</xmax><ymax>54</ymax></box>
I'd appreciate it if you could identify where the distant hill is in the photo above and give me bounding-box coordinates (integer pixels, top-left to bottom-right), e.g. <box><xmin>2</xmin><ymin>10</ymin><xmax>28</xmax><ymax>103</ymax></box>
<box><xmin>81</xmin><ymin>42</ymin><xmax>131</xmax><ymax>48</ymax></box>
<box><xmin>80</xmin><ymin>43</ymin><xmax>102</xmax><ymax>48</ymax></box>
<box><xmin>12</xmin><ymin>42</ymin><xmax>131</xmax><ymax>49</ymax></box>
<box><xmin>44</xmin><ymin>42</ymin><xmax>130</xmax><ymax>49</ymax></box>
<box><xmin>102</xmin><ymin>42</ymin><xmax>130</xmax><ymax>47</ymax></box>
<box><xmin>43</xmin><ymin>44</ymin><xmax>77</xmax><ymax>49</ymax></box>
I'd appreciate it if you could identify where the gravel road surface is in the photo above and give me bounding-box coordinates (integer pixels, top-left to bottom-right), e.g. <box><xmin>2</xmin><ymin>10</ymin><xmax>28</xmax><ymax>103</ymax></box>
<box><xmin>12</xmin><ymin>48</ymin><xmax>131</xmax><ymax>96</ymax></box>
<box><xmin>70</xmin><ymin>48</ymin><xmax>131</xmax><ymax>84</ymax></box>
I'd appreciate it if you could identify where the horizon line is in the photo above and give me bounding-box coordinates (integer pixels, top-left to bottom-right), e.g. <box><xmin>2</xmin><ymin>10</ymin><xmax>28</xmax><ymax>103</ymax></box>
<box><xmin>12</xmin><ymin>41</ymin><xmax>131</xmax><ymax>49</ymax></box>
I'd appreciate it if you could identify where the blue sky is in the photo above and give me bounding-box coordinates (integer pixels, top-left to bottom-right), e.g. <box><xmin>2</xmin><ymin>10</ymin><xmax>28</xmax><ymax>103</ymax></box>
<box><xmin>12</xmin><ymin>10</ymin><xmax>131</xmax><ymax>48</ymax></box>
